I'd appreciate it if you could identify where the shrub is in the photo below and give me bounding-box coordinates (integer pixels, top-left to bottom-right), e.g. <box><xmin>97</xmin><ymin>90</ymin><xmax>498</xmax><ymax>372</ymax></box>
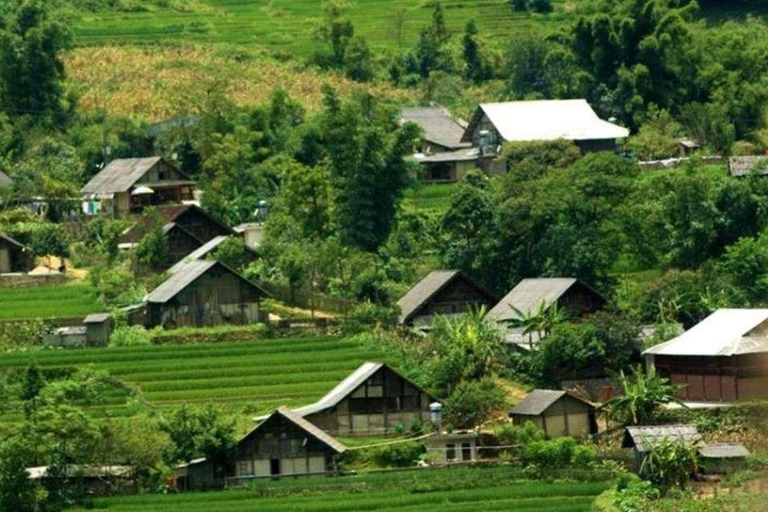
<box><xmin>444</xmin><ymin>378</ymin><xmax>507</xmax><ymax>429</ymax></box>
<box><xmin>369</xmin><ymin>441</ymin><xmax>425</xmax><ymax>468</ymax></box>
<box><xmin>639</xmin><ymin>438</ymin><xmax>699</xmax><ymax>492</ymax></box>
<box><xmin>110</xmin><ymin>325</ymin><xmax>151</xmax><ymax>347</ymax></box>
<box><xmin>521</xmin><ymin>437</ymin><xmax>596</xmax><ymax>468</ymax></box>
<box><xmin>348</xmin><ymin>302</ymin><xmax>399</xmax><ymax>326</ymax></box>
<box><xmin>528</xmin><ymin>0</ymin><xmax>553</xmax><ymax>13</ymax></box>
<box><xmin>613</xmin><ymin>474</ymin><xmax>660</xmax><ymax>512</ymax></box>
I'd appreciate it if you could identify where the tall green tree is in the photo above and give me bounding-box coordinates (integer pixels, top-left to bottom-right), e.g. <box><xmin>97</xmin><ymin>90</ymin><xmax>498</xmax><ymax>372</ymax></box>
<box><xmin>0</xmin><ymin>437</ymin><xmax>42</xmax><ymax>512</ymax></box>
<box><xmin>321</xmin><ymin>87</ymin><xmax>419</xmax><ymax>252</ymax></box>
<box><xmin>0</xmin><ymin>0</ymin><xmax>72</xmax><ymax>121</ymax></box>
<box><xmin>462</xmin><ymin>19</ymin><xmax>491</xmax><ymax>83</ymax></box>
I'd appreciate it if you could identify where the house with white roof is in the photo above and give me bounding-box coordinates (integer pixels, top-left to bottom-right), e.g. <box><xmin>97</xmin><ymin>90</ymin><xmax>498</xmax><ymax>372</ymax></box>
<box><xmin>644</xmin><ymin>309</ymin><xmax>768</xmax><ymax>402</ymax></box>
<box><xmin>461</xmin><ymin>99</ymin><xmax>629</xmax><ymax>156</ymax></box>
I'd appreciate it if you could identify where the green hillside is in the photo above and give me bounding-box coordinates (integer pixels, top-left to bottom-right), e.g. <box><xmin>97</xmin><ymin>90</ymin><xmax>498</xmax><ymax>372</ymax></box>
<box><xmin>72</xmin><ymin>0</ymin><xmax>570</xmax><ymax>52</ymax></box>
<box><xmin>0</xmin><ymin>336</ymin><xmax>386</xmax><ymax>422</ymax></box>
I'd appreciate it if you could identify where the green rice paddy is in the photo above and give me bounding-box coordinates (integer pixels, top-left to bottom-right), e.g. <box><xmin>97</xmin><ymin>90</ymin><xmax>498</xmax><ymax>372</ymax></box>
<box><xmin>72</xmin><ymin>0</ymin><xmax>570</xmax><ymax>53</ymax></box>
<box><xmin>0</xmin><ymin>336</ymin><xmax>386</xmax><ymax>421</ymax></box>
<box><xmin>68</xmin><ymin>466</ymin><xmax>611</xmax><ymax>511</ymax></box>
<box><xmin>0</xmin><ymin>281</ymin><xmax>101</xmax><ymax>320</ymax></box>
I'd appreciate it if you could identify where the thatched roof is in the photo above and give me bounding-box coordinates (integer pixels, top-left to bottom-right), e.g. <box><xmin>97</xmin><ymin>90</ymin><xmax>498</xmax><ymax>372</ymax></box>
<box><xmin>402</xmin><ymin>106</ymin><xmax>470</xmax><ymax>150</ymax></box>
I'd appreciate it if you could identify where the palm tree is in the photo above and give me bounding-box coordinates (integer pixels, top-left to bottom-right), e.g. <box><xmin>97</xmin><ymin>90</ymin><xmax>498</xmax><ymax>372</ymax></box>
<box><xmin>603</xmin><ymin>365</ymin><xmax>685</xmax><ymax>426</ymax></box>
<box><xmin>508</xmin><ymin>301</ymin><xmax>570</xmax><ymax>350</ymax></box>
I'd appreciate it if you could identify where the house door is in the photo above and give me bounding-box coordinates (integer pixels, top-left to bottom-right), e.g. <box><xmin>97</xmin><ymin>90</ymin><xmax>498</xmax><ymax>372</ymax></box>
<box><xmin>270</xmin><ymin>458</ymin><xmax>280</xmax><ymax>476</ymax></box>
<box><xmin>0</xmin><ymin>248</ymin><xmax>10</xmax><ymax>273</ymax></box>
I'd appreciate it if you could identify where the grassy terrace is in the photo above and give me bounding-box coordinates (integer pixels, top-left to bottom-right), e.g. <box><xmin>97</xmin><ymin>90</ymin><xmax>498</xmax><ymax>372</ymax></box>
<box><xmin>68</xmin><ymin>466</ymin><xmax>611</xmax><ymax>512</ymax></box>
<box><xmin>0</xmin><ymin>336</ymin><xmax>385</xmax><ymax>422</ymax></box>
<box><xmin>403</xmin><ymin>182</ymin><xmax>458</xmax><ymax>216</ymax></box>
<box><xmin>72</xmin><ymin>1</ymin><xmax>570</xmax><ymax>53</ymax></box>
<box><xmin>0</xmin><ymin>281</ymin><xmax>101</xmax><ymax>320</ymax></box>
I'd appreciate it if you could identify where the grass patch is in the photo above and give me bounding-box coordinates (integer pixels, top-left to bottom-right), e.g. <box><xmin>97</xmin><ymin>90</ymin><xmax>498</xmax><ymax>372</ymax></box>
<box><xmin>403</xmin><ymin>182</ymin><xmax>459</xmax><ymax>216</ymax></box>
<box><xmin>0</xmin><ymin>281</ymin><xmax>101</xmax><ymax>320</ymax></box>
<box><xmin>67</xmin><ymin>466</ymin><xmax>611</xmax><ymax>511</ymax></box>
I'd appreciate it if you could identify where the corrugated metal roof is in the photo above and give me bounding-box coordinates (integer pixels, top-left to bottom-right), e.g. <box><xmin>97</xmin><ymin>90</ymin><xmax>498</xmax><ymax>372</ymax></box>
<box><xmin>0</xmin><ymin>232</ymin><xmax>25</xmax><ymax>249</ymax></box>
<box><xmin>0</xmin><ymin>170</ymin><xmax>12</xmax><ymax>187</ymax></box>
<box><xmin>623</xmin><ymin>424</ymin><xmax>702</xmax><ymax>453</ymax></box>
<box><xmin>728</xmin><ymin>156</ymin><xmax>768</xmax><ymax>177</ymax></box>
<box><xmin>82</xmin><ymin>157</ymin><xmax>165</xmax><ymax>195</ymax></box>
<box><xmin>698</xmin><ymin>443</ymin><xmax>750</xmax><ymax>459</ymax></box>
<box><xmin>402</xmin><ymin>106</ymin><xmax>470</xmax><ymax>150</ymax></box>
<box><xmin>466</xmin><ymin>100</ymin><xmax>629</xmax><ymax>143</ymax></box>
<box><xmin>292</xmin><ymin>362</ymin><xmax>385</xmax><ymax>417</ymax></box>
<box><xmin>644</xmin><ymin>309</ymin><xmax>768</xmax><ymax>357</ymax></box>
<box><xmin>509</xmin><ymin>389</ymin><xmax>592</xmax><ymax>416</ymax></box>
<box><xmin>276</xmin><ymin>407</ymin><xmax>346</xmax><ymax>454</ymax></box>
<box><xmin>27</xmin><ymin>465</ymin><xmax>134</xmax><ymax>479</ymax></box>
<box><xmin>146</xmin><ymin>259</ymin><xmax>217</xmax><ymax>303</ymax></box>
<box><xmin>83</xmin><ymin>313</ymin><xmax>111</xmax><ymax>324</ymax></box>
<box><xmin>411</xmin><ymin>147</ymin><xmax>480</xmax><ymax>163</ymax></box>
<box><xmin>168</xmin><ymin>235</ymin><xmax>230</xmax><ymax>274</ymax></box>
<box><xmin>487</xmin><ymin>278</ymin><xmax>580</xmax><ymax>322</ymax></box>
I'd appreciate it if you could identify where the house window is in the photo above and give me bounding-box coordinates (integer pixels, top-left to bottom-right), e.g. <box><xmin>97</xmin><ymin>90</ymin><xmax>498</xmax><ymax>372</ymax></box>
<box><xmin>461</xmin><ymin>443</ymin><xmax>472</xmax><ymax>461</ymax></box>
<box><xmin>446</xmin><ymin>444</ymin><xmax>456</xmax><ymax>462</ymax></box>
<box><xmin>238</xmin><ymin>459</ymin><xmax>253</xmax><ymax>476</ymax></box>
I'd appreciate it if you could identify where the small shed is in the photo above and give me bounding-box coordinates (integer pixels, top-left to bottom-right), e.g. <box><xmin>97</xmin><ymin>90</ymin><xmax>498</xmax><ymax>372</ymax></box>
<box><xmin>397</xmin><ymin>270</ymin><xmax>499</xmax><ymax>327</ymax></box>
<box><xmin>84</xmin><ymin>313</ymin><xmax>112</xmax><ymax>346</ymax></box>
<box><xmin>0</xmin><ymin>233</ymin><xmax>34</xmax><ymax>274</ymax></box>
<box><xmin>698</xmin><ymin>443</ymin><xmax>750</xmax><ymax>475</ymax></box>
<box><xmin>233</xmin><ymin>223</ymin><xmax>264</xmax><ymax>250</ymax></box>
<box><xmin>427</xmin><ymin>432</ymin><xmax>479</xmax><ymax>464</ymax></box>
<box><xmin>727</xmin><ymin>156</ymin><xmax>768</xmax><ymax>177</ymax></box>
<box><xmin>145</xmin><ymin>259</ymin><xmax>269</xmax><ymax>329</ymax></box>
<box><xmin>509</xmin><ymin>390</ymin><xmax>597</xmax><ymax>438</ymax></box>
<box><xmin>677</xmin><ymin>138</ymin><xmax>701</xmax><ymax>157</ymax></box>
<box><xmin>622</xmin><ymin>424</ymin><xmax>702</xmax><ymax>466</ymax></box>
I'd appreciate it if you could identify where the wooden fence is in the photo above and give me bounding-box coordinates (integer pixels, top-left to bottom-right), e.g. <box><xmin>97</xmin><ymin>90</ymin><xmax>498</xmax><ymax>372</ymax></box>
<box><xmin>265</xmin><ymin>285</ymin><xmax>357</xmax><ymax>316</ymax></box>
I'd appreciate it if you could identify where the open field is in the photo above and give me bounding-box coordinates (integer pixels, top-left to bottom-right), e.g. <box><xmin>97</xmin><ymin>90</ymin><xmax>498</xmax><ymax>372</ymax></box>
<box><xmin>403</xmin><ymin>183</ymin><xmax>458</xmax><ymax>216</ymax></box>
<box><xmin>72</xmin><ymin>1</ymin><xmax>572</xmax><ymax>53</ymax></box>
<box><xmin>0</xmin><ymin>281</ymin><xmax>101</xmax><ymax>320</ymax></box>
<box><xmin>68</xmin><ymin>466</ymin><xmax>611</xmax><ymax>512</ymax></box>
<box><xmin>0</xmin><ymin>335</ymin><xmax>386</xmax><ymax>422</ymax></box>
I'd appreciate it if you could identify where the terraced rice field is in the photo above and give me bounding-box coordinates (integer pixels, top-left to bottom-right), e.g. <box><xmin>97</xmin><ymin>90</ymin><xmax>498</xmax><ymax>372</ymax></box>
<box><xmin>69</xmin><ymin>466</ymin><xmax>611</xmax><ymax>511</ymax></box>
<box><xmin>0</xmin><ymin>336</ymin><xmax>385</xmax><ymax>421</ymax></box>
<box><xmin>0</xmin><ymin>281</ymin><xmax>101</xmax><ymax>320</ymax></box>
<box><xmin>72</xmin><ymin>0</ymin><xmax>571</xmax><ymax>53</ymax></box>
<box><xmin>403</xmin><ymin>183</ymin><xmax>459</xmax><ymax>216</ymax></box>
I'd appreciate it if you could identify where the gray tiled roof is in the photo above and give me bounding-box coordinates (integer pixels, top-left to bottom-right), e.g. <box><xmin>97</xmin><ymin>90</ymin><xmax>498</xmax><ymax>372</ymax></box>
<box><xmin>292</xmin><ymin>362</ymin><xmax>385</xmax><ymax>418</ymax></box>
<box><xmin>487</xmin><ymin>278</ymin><xmax>580</xmax><ymax>322</ymax></box>
<box><xmin>81</xmin><ymin>157</ymin><xmax>193</xmax><ymax>195</ymax></box>
<box><xmin>146</xmin><ymin>259</ymin><xmax>269</xmax><ymax>304</ymax></box>
<box><xmin>510</xmin><ymin>389</ymin><xmax>592</xmax><ymax>416</ymax></box>
<box><xmin>0</xmin><ymin>170</ymin><xmax>11</xmax><ymax>187</ymax></box>
<box><xmin>83</xmin><ymin>313</ymin><xmax>111</xmax><ymax>324</ymax></box>
<box><xmin>402</xmin><ymin>107</ymin><xmax>470</xmax><ymax>150</ymax></box>
<box><xmin>146</xmin><ymin>259</ymin><xmax>217</xmax><ymax>303</ymax></box>
<box><xmin>728</xmin><ymin>156</ymin><xmax>768</xmax><ymax>177</ymax></box>
<box><xmin>698</xmin><ymin>443</ymin><xmax>750</xmax><ymax>459</ymax></box>
<box><xmin>412</xmin><ymin>147</ymin><xmax>480</xmax><ymax>163</ymax></box>
<box><xmin>397</xmin><ymin>270</ymin><xmax>461</xmax><ymax>324</ymax></box>
<box><xmin>168</xmin><ymin>235</ymin><xmax>230</xmax><ymax>274</ymax></box>
<box><xmin>623</xmin><ymin>424</ymin><xmax>702</xmax><ymax>453</ymax></box>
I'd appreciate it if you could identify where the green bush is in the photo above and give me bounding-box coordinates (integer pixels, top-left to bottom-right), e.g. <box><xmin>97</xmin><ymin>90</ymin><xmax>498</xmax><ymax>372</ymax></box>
<box><xmin>613</xmin><ymin>474</ymin><xmax>660</xmax><ymax>512</ymax></box>
<box><xmin>444</xmin><ymin>378</ymin><xmax>507</xmax><ymax>429</ymax></box>
<box><xmin>348</xmin><ymin>302</ymin><xmax>399</xmax><ymax>326</ymax></box>
<box><xmin>369</xmin><ymin>441</ymin><xmax>425</xmax><ymax>468</ymax></box>
<box><xmin>639</xmin><ymin>439</ymin><xmax>699</xmax><ymax>493</ymax></box>
<box><xmin>521</xmin><ymin>437</ymin><xmax>596</xmax><ymax>468</ymax></box>
<box><xmin>110</xmin><ymin>325</ymin><xmax>151</xmax><ymax>347</ymax></box>
<box><xmin>148</xmin><ymin>323</ymin><xmax>271</xmax><ymax>344</ymax></box>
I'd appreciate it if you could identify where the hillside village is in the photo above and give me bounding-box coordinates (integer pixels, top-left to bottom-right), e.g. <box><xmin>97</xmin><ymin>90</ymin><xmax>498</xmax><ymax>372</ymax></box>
<box><xmin>1</xmin><ymin>1</ymin><xmax>768</xmax><ymax>511</ymax></box>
